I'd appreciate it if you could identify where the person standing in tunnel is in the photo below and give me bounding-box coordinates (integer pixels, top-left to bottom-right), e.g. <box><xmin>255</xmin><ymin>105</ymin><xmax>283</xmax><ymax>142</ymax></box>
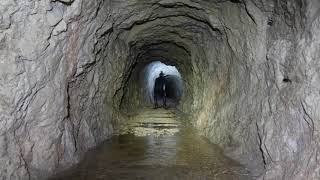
<box><xmin>154</xmin><ymin>71</ymin><xmax>167</xmax><ymax>108</ymax></box>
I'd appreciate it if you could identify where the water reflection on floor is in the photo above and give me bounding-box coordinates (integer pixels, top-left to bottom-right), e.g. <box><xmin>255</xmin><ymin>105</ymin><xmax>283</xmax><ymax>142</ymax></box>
<box><xmin>50</xmin><ymin>108</ymin><xmax>252</xmax><ymax>180</ymax></box>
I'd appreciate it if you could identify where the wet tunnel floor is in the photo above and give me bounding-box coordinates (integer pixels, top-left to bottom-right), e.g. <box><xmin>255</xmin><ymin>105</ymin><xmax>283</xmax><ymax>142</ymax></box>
<box><xmin>50</xmin><ymin>108</ymin><xmax>252</xmax><ymax>180</ymax></box>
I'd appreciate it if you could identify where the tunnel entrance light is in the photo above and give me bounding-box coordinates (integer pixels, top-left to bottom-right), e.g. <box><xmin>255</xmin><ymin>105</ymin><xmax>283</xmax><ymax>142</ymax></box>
<box><xmin>143</xmin><ymin>61</ymin><xmax>183</xmax><ymax>107</ymax></box>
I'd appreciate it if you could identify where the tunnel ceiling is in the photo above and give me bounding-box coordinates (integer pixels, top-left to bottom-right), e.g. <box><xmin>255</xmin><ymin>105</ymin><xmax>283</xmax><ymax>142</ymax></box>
<box><xmin>1</xmin><ymin>0</ymin><xmax>320</xmax><ymax>180</ymax></box>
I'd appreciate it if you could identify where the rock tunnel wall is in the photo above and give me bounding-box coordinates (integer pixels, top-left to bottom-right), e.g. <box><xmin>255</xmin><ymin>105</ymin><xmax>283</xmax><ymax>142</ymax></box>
<box><xmin>0</xmin><ymin>0</ymin><xmax>320</xmax><ymax>179</ymax></box>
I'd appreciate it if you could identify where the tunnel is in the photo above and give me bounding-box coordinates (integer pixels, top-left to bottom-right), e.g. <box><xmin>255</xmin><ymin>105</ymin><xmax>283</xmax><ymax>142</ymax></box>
<box><xmin>1</xmin><ymin>0</ymin><xmax>320</xmax><ymax>180</ymax></box>
<box><xmin>138</xmin><ymin>61</ymin><xmax>183</xmax><ymax>108</ymax></box>
<box><xmin>120</xmin><ymin>59</ymin><xmax>184</xmax><ymax>113</ymax></box>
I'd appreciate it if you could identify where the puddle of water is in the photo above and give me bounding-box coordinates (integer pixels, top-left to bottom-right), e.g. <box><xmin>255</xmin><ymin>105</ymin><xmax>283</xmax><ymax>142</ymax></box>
<box><xmin>50</xmin><ymin>109</ymin><xmax>252</xmax><ymax>180</ymax></box>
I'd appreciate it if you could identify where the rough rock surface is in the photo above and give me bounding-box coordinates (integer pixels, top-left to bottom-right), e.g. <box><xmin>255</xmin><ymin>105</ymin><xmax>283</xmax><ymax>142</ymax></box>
<box><xmin>0</xmin><ymin>0</ymin><xmax>319</xmax><ymax>179</ymax></box>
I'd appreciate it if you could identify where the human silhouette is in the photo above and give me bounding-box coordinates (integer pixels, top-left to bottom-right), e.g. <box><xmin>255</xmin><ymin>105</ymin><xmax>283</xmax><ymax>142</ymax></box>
<box><xmin>153</xmin><ymin>71</ymin><xmax>167</xmax><ymax>108</ymax></box>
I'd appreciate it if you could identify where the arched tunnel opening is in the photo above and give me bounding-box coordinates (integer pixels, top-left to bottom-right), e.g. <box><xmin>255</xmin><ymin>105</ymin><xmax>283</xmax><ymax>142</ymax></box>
<box><xmin>138</xmin><ymin>60</ymin><xmax>183</xmax><ymax>108</ymax></box>
<box><xmin>1</xmin><ymin>0</ymin><xmax>320</xmax><ymax>180</ymax></box>
<box><xmin>116</xmin><ymin>38</ymin><xmax>198</xmax><ymax>117</ymax></box>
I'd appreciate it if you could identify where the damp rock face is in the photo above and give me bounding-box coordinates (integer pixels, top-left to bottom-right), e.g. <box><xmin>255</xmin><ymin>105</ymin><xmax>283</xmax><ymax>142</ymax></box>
<box><xmin>0</xmin><ymin>0</ymin><xmax>319</xmax><ymax>179</ymax></box>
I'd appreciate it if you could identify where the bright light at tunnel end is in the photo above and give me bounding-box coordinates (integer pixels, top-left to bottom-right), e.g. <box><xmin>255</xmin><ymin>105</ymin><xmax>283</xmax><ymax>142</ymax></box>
<box><xmin>143</xmin><ymin>61</ymin><xmax>182</xmax><ymax>103</ymax></box>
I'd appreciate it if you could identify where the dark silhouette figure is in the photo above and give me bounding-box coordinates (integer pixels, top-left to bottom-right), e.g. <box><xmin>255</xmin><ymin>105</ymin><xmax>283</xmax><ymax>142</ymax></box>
<box><xmin>154</xmin><ymin>71</ymin><xmax>167</xmax><ymax>108</ymax></box>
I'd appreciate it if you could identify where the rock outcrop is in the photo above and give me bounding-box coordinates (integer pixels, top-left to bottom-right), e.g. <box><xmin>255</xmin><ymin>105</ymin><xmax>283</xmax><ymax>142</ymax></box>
<box><xmin>0</xmin><ymin>0</ymin><xmax>319</xmax><ymax>179</ymax></box>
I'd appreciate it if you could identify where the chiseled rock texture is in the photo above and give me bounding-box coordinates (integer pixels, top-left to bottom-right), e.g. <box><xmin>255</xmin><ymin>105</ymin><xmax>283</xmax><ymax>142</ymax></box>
<box><xmin>0</xmin><ymin>0</ymin><xmax>319</xmax><ymax>179</ymax></box>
